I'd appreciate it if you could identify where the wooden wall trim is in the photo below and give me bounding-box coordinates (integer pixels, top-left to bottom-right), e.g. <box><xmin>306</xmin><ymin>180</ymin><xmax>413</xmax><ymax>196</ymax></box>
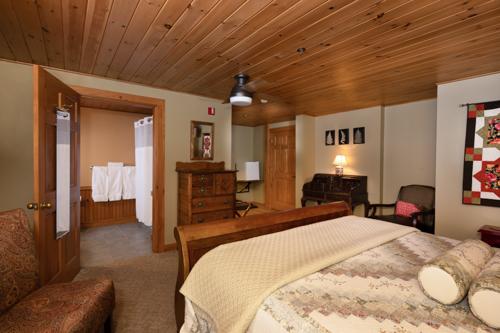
<box><xmin>72</xmin><ymin>85</ymin><xmax>166</xmax><ymax>253</ymax></box>
<box><xmin>80</xmin><ymin>188</ymin><xmax>136</xmax><ymax>228</ymax></box>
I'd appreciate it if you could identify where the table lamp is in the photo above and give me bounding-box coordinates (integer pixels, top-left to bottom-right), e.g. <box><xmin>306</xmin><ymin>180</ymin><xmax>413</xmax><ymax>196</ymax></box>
<box><xmin>333</xmin><ymin>155</ymin><xmax>346</xmax><ymax>176</ymax></box>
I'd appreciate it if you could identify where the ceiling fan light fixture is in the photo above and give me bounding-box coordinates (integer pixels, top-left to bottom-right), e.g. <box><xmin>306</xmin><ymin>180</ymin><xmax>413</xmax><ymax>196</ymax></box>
<box><xmin>229</xmin><ymin>74</ymin><xmax>253</xmax><ymax>106</ymax></box>
<box><xmin>230</xmin><ymin>95</ymin><xmax>252</xmax><ymax>107</ymax></box>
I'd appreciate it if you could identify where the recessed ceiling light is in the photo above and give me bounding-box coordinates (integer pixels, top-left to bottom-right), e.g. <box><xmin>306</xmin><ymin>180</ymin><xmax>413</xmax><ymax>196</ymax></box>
<box><xmin>260</xmin><ymin>99</ymin><xmax>268</xmax><ymax>104</ymax></box>
<box><xmin>297</xmin><ymin>47</ymin><xmax>306</xmax><ymax>55</ymax></box>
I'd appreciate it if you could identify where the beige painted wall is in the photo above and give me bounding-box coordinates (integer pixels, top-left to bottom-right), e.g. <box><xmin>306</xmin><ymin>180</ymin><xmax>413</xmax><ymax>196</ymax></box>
<box><xmin>436</xmin><ymin>73</ymin><xmax>500</xmax><ymax>240</ymax></box>
<box><xmin>295</xmin><ymin>115</ymin><xmax>316</xmax><ymax>208</ymax></box>
<box><xmin>0</xmin><ymin>60</ymin><xmax>232</xmax><ymax>245</ymax></box>
<box><xmin>383</xmin><ymin>99</ymin><xmax>437</xmax><ymax>203</ymax></box>
<box><xmin>314</xmin><ymin>106</ymin><xmax>383</xmax><ymax>209</ymax></box>
<box><xmin>231</xmin><ymin>125</ymin><xmax>266</xmax><ymax>204</ymax></box>
<box><xmin>0</xmin><ymin>61</ymin><xmax>34</xmax><ymax>223</ymax></box>
<box><xmin>80</xmin><ymin>108</ymin><xmax>145</xmax><ymax>187</ymax></box>
<box><xmin>232</xmin><ymin>125</ymin><xmax>255</xmax><ymax>202</ymax></box>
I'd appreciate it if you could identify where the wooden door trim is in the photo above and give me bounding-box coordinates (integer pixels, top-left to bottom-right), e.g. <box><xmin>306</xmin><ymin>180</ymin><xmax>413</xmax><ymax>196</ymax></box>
<box><xmin>71</xmin><ymin>85</ymin><xmax>166</xmax><ymax>253</ymax></box>
<box><xmin>265</xmin><ymin>125</ymin><xmax>296</xmax><ymax>210</ymax></box>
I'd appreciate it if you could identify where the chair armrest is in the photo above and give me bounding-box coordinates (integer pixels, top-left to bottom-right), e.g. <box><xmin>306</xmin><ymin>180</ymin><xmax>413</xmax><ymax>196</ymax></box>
<box><xmin>366</xmin><ymin>203</ymin><xmax>396</xmax><ymax>217</ymax></box>
<box><xmin>410</xmin><ymin>208</ymin><xmax>435</xmax><ymax>232</ymax></box>
<box><xmin>410</xmin><ymin>208</ymin><xmax>435</xmax><ymax>219</ymax></box>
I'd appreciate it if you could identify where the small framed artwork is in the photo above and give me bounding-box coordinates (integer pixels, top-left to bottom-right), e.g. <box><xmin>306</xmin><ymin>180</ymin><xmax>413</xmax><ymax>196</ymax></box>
<box><xmin>325</xmin><ymin>130</ymin><xmax>335</xmax><ymax>145</ymax></box>
<box><xmin>353</xmin><ymin>127</ymin><xmax>365</xmax><ymax>144</ymax></box>
<box><xmin>339</xmin><ymin>128</ymin><xmax>349</xmax><ymax>145</ymax></box>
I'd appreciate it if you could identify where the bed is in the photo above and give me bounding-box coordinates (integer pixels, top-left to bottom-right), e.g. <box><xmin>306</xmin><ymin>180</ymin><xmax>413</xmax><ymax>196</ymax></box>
<box><xmin>174</xmin><ymin>202</ymin><xmax>498</xmax><ymax>333</ymax></box>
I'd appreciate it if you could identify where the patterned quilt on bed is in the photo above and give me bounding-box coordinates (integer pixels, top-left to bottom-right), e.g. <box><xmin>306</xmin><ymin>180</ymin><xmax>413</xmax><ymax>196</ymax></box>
<box><xmin>185</xmin><ymin>232</ymin><xmax>499</xmax><ymax>333</ymax></box>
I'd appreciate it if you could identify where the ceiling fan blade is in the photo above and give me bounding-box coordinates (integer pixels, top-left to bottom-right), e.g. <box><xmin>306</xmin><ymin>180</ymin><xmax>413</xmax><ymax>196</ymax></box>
<box><xmin>254</xmin><ymin>92</ymin><xmax>287</xmax><ymax>104</ymax></box>
<box><xmin>245</xmin><ymin>78</ymin><xmax>268</xmax><ymax>92</ymax></box>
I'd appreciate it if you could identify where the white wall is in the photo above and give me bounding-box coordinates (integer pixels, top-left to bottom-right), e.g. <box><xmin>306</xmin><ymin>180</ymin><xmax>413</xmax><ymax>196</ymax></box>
<box><xmin>315</xmin><ymin>106</ymin><xmax>383</xmax><ymax>206</ymax></box>
<box><xmin>436</xmin><ymin>73</ymin><xmax>500</xmax><ymax>240</ymax></box>
<box><xmin>0</xmin><ymin>60</ymin><xmax>232</xmax><ymax>245</ymax></box>
<box><xmin>383</xmin><ymin>99</ymin><xmax>437</xmax><ymax>202</ymax></box>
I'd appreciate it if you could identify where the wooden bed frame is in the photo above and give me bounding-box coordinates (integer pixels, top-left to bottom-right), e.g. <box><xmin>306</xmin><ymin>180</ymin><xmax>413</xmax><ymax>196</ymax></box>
<box><xmin>174</xmin><ymin>201</ymin><xmax>351</xmax><ymax>329</ymax></box>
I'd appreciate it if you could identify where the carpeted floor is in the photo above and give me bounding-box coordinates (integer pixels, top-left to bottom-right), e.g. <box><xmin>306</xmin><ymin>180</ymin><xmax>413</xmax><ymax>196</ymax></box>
<box><xmin>75</xmin><ymin>251</ymin><xmax>178</xmax><ymax>333</ymax></box>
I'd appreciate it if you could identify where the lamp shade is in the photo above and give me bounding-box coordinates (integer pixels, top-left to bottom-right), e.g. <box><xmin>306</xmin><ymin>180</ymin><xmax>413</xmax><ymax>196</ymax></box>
<box><xmin>238</xmin><ymin>161</ymin><xmax>260</xmax><ymax>181</ymax></box>
<box><xmin>333</xmin><ymin>155</ymin><xmax>347</xmax><ymax>166</ymax></box>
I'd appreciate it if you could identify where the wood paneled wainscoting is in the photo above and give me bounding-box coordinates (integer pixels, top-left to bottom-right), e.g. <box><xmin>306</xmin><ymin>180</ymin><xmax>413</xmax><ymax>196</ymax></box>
<box><xmin>80</xmin><ymin>186</ymin><xmax>137</xmax><ymax>228</ymax></box>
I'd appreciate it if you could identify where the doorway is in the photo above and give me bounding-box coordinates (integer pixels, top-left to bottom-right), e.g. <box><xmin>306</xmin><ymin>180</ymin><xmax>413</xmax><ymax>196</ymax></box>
<box><xmin>73</xmin><ymin>86</ymin><xmax>165</xmax><ymax>255</ymax></box>
<box><xmin>265</xmin><ymin>125</ymin><xmax>296</xmax><ymax>210</ymax></box>
<box><xmin>32</xmin><ymin>66</ymin><xmax>165</xmax><ymax>285</ymax></box>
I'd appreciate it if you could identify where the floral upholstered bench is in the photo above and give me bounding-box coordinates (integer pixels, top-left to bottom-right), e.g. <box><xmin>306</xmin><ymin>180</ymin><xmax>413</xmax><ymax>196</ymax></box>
<box><xmin>0</xmin><ymin>208</ymin><xmax>115</xmax><ymax>333</ymax></box>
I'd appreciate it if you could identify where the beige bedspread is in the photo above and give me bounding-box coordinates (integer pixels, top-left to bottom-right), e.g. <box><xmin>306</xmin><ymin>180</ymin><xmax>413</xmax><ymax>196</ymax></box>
<box><xmin>180</xmin><ymin>215</ymin><xmax>416</xmax><ymax>333</ymax></box>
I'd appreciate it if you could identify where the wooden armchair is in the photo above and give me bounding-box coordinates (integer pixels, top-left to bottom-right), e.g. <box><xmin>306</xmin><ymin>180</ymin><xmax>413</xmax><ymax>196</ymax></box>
<box><xmin>366</xmin><ymin>185</ymin><xmax>435</xmax><ymax>233</ymax></box>
<box><xmin>0</xmin><ymin>209</ymin><xmax>115</xmax><ymax>333</ymax></box>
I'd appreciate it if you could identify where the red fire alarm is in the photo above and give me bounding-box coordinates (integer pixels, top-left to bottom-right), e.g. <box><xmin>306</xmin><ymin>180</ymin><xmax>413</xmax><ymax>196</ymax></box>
<box><xmin>208</xmin><ymin>106</ymin><xmax>215</xmax><ymax>115</ymax></box>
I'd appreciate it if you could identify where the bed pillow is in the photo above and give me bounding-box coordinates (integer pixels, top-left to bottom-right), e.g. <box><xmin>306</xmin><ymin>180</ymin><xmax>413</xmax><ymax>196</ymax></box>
<box><xmin>418</xmin><ymin>239</ymin><xmax>494</xmax><ymax>305</ymax></box>
<box><xmin>395</xmin><ymin>200</ymin><xmax>420</xmax><ymax>217</ymax></box>
<box><xmin>468</xmin><ymin>252</ymin><xmax>500</xmax><ymax>328</ymax></box>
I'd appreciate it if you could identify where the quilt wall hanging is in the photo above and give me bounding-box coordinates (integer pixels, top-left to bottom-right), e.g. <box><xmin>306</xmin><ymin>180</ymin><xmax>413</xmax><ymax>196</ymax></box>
<box><xmin>462</xmin><ymin>100</ymin><xmax>500</xmax><ymax>207</ymax></box>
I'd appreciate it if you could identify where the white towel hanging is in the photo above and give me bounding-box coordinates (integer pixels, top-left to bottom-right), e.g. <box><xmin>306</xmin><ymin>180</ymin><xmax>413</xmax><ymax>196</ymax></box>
<box><xmin>92</xmin><ymin>166</ymin><xmax>108</xmax><ymax>202</ymax></box>
<box><xmin>122</xmin><ymin>166</ymin><xmax>136</xmax><ymax>200</ymax></box>
<box><xmin>107</xmin><ymin>162</ymin><xmax>124</xmax><ymax>201</ymax></box>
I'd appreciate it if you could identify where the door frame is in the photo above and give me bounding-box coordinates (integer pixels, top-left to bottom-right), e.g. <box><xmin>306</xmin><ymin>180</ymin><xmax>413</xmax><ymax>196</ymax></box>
<box><xmin>265</xmin><ymin>125</ymin><xmax>296</xmax><ymax>210</ymax></box>
<box><xmin>71</xmin><ymin>85</ymin><xmax>166</xmax><ymax>253</ymax></box>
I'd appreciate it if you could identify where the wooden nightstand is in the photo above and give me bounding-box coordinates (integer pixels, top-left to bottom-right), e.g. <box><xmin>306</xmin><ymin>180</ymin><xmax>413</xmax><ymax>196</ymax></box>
<box><xmin>478</xmin><ymin>225</ymin><xmax>500</xmax><ymax>248</ymax></box>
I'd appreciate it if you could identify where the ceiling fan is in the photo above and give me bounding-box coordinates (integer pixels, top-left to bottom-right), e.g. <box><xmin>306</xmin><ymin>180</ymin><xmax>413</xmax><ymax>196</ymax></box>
<box><xmin>226</xmin><ymin>73</ymin><xmax>275</xmax><ymax>107</ymax></box>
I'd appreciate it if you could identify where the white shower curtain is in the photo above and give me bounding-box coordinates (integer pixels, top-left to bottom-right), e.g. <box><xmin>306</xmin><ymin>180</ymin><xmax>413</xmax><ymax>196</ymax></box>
<box><xmin>134</xmin><ymin>116</ymin><xmax>153</xmax><ymax>227</ymax></box>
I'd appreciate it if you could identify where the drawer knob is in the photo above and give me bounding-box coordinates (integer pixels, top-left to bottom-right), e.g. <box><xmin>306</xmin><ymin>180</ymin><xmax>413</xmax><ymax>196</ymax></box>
<box><xmin>199</xmin><ymin>187</ymin><xmax>206</xmax><ymax>193</ymax></box>
<box><xmin>197</xmin><ymin>202</ymin><xmax>205</xmax><ymax>207</ymax></box>
<box><xmin>224</xmin><ymin>200</ymin><xmax>231</xmax><ymax>205</ymax></box>
<box><xmin>197</xmin><ymin>218</ymin><xmax>204</xmax><ymax>223</ymax></box>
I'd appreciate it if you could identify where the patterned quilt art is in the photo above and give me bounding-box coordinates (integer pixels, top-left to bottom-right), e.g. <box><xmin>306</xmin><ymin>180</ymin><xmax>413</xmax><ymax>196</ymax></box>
<box><xmin>463</xmin><ymin>101</ymin><xmax>500</xmax><ymax>207</ymax></box>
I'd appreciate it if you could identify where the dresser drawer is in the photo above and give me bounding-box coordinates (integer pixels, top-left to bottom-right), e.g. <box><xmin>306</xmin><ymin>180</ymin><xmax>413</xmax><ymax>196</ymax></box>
<box><xmin>192</xmin><ymin>174</ymin><xmax>213</xmax><ymax>187</ymax></box>
<box><xmin>215</xmin><ymin>173</ymin><xmax>235</xmax><ymax>195</ymax></box>
<box><xmin>192</xmin><ymin>210</ymin><xmax>234</xmax><ymax>224</ymax></box>
<box><xmin>192</xmin><ymin>195</ymin><xmax>234</xmax><ymax>213</ymax></box>
<box><xmin>192</xmin><ymin>186</ymin><xmax>214</xmax><ymax>197</ymax></box>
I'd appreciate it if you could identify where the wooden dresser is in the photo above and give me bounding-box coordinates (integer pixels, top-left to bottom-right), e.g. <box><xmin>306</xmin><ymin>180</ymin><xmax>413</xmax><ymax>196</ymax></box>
<box><xmin>176</xmin><ymin>162</ymin><xmax>237</xmax><ymax>226</ymax></box>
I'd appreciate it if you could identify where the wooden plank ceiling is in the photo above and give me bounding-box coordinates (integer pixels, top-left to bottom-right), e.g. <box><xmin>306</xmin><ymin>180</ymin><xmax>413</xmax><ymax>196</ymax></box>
<box><xmin>1</xmin><ymin>0</ymin><xmax>499</xmax><ymax>126</ymax></box>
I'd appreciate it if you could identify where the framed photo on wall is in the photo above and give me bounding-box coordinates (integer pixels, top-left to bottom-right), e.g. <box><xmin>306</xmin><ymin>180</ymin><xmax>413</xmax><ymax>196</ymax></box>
<box><xmin>325</xmin><ymin>130</ymin><xmax>335</xmax><ymax>145</ymax></box>
<box><xmin>339</xmin><ymin>128</ymin><xmax>349</xmax><ymax>145</ymax></box>
<box><xmin>353</xmin><ymin>127</ymin><xmax>365</xmax><ymax>144</ymax></box>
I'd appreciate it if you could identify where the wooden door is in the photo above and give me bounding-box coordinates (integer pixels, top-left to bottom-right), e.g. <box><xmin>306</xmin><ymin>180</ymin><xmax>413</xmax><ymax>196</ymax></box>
<box><xmin>266</xmin><ymin>126</ymin><xmax>296</xmax><ymax>210</ymax></box>
<box><xmin>33</xmin><ymin>66</ymin><xmax>81</xmax><ymax>285</ymax></box>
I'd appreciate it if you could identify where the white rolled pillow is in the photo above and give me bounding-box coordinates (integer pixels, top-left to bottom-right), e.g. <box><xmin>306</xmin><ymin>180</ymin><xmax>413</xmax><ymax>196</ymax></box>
<box><xmin>418</xmin><ymin>239</ymin><xmax>494</xmax><ymax>305</ymax></box>
<box><xmin>468</xmin><ymin>252</ymin><xmax>500</xmax><ymax>329</ymax></box>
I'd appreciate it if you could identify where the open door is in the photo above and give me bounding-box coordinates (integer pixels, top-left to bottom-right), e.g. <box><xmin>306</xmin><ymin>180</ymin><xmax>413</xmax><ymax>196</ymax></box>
<box><xmin>32</xmin><ymin>66</ymin><xmax>81</xmax><ymax>285</ymax></box>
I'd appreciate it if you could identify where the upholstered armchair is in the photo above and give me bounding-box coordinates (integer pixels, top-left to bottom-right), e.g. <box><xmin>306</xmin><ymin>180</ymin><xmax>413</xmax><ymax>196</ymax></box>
<box><xmin>366</xmin><ymin>185</ymin><xmax>435</xmax><ymax>233</ymax></box>
<box><xmin>0</xmin><ymin>208</ymin><xmax>115</xmax><ymax>333</ymax></box>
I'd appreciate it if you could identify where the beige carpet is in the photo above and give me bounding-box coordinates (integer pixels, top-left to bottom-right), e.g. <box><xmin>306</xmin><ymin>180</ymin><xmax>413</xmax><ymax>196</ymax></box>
<box><xmin>75</xmin><ymin>251</ymin><xmax>178</xmax><ymax>333</ymax></box>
